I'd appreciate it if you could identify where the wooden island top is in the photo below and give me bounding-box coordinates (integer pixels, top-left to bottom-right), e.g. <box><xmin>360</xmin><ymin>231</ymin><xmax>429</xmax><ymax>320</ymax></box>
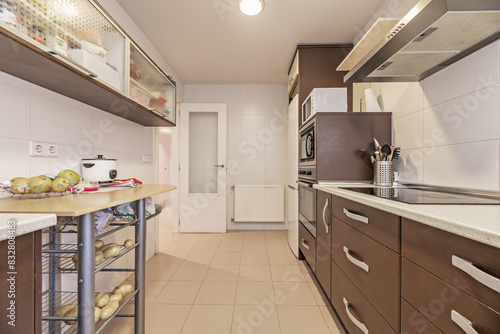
<box><xmin>0</xmin><ymin>184</ymin><xmax>176</xmax><ymax>216</ymax></box>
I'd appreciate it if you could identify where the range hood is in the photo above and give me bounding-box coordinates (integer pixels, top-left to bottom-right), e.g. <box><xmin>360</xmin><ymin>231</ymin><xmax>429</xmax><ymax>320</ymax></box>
<box><xmin>340</xmin><ymin>0</ymin><xmax>500</xmax><ymax>83</ymax></box>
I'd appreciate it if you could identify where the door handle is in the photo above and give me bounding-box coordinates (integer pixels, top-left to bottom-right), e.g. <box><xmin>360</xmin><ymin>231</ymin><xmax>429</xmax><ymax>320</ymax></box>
<box><xmin>343</xmin><ymin>208</ymin><xmax>369</xmax><ymax>224</ymax></box>
<box><xmin>451</xmin><ymin>310</ymin><xmax>478</xmax><ymax>334</ymax></box>
<box><xmin>343</xmin><ymin>297</ymin><xmax>369</xmax><ymax>334</ymax></box>
<box><xmin>288</xmin><ymin>185</ymin><xmax>298</xmax><ymax>191</ymax></box>
<box><xmin>344</xmin><ymin>246</ymin><xmax>370</xmax><ymax>272</ymax></box>
<box><xmin>452</xmin><ymin>255</ymin><xmax>500</xmax><ymax>293</ymax></box>
<box><xmin>322</xmin><ymin>198</ymin><xmax>329</xmax><ymax>234</ymax></box>
<box><xmin>214</xmin><ymin>164</ymin><xmax>225</xmax><ymax>168</ymax></box>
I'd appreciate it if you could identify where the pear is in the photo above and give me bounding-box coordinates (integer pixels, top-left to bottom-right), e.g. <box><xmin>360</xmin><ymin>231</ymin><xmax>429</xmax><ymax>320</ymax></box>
<box><xmin>57</xmin><ymin>169</ymin><xmax>81</xmax><ymax>186</ymax></box>
<box><xmin>51</xmin><ymin>177</ymin><xmax>70</xmax><ymax>192</ymax></box>
<box><xmin>28</xmin><ymin>176</ymin><xmax>53</xmax><ymax>194</ymax></box>
<box><xmin>10</xmin><ymin>177</ymin><xmax>31</xmax><ymax>194</ymax></box>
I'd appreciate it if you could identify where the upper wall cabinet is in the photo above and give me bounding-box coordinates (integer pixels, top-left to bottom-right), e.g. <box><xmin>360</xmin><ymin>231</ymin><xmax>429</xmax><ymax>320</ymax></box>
<box><xmin>0</xmin><ymin>0</ymin><xmax>176</xmax><ymax>126</ymax></box>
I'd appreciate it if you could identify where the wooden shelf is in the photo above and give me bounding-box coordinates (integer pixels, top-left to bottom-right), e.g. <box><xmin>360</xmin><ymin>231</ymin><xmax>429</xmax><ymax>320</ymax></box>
<box><xmin>0</xmin><ymin>28</ymin><xmax>175</xmax><ymax>127</ymax></box>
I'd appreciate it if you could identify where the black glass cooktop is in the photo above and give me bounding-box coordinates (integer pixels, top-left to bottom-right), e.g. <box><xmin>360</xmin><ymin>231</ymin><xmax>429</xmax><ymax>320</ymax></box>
<box><xmin>339</xmin><ymin>187</ymin><xmax>500</xmax><ymax>205</ymax></box>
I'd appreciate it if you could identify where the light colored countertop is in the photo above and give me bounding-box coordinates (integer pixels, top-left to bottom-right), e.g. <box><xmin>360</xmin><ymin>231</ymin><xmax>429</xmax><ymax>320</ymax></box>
<box><xmin>0</xmin><ymin>213</ymin><xmax>56</xmax><ymax>241</ymax></box>
<box><xmin>314</xmin><ymin>184</ymin><xmax>500</xmax><ymax>249</ymax></box>
<box><xmin>0</xmin><ymin>184</ymin><xmax>176</xmax><ymax>216</ymax></box>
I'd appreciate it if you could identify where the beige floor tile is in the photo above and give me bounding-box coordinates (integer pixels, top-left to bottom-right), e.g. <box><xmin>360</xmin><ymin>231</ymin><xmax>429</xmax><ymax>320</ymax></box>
<box><xmin>245</xmin><ymin>230</ymin><xmax>266</xmax><ymax>237</ymax></box>
<box><xmin>217</xmin><ymin>242</ymin><xmax>243</xmax><ymax>252</ymax></box>
<box><xmin>170</xmin><ymin>264</ymin><xmax>209</xmax><ymax>281</ymax></box>
<box><xmin>273</xmin><ymin>281</ymin><xmax>317</xmax><ymax>306</ymax></box>
<box><xmin>212</xmin><ymin>252</ymin><xmax>242</xmax><ymax>265</ymax></box>
<box><xmin>319</xmin><ymin>305</ymin><xmax>343</xmax><ymax>334</ymax></box>
<box><xmin>153</xmin><ymin>280</ymin><xmax>203</xmax><ymax>304</ymax></box>
<box><xmin>158</xmin><ymin>242</ymin><xmax>175</xmax><ymax>252</ymax></box>
<box><xmin>266</xmin><ymin>242</ymin><xmax>292</xmax><ymax>252</ymax></box>
<box><xmin>242</xmin><ymin>242</ymin><xmax>268</xmax><ymax>253</ymax></box>
<box><xmin>168</xmin><ymin>242</ymin><xmax>196</xmax><ymax>253</ymax></box>
<box><xmin>308</xmin><ymin>282</ymin><xmax>328</xmax><ymax>306</ymax></box>
<box><xmin>192</xmin><ymin>242</ymin><xmax>221</xmax><ymax>252</ymax></box>
<box><xmin>184</xmin><ymin>252</ymin><xmax>215</xmax><ymax>265</ymax></box>
<box><xmin>177</xmin><ymin>234</ymin><xmax>204</xmax><ymax>243</ymax></box>
<box><xmin>222</xmin><ymin>233</ymin><xmax>244</xmax><ymax>243</ymax></box>
<box><xmin>231</xmin><ymin>305</ymin><xmax>281</xmax><ymax>334</ymax></box>
<box><xmin>277</xmin><ymin>306</ymin><xmax>332</xmax><ymax>334</ymax></box>
<box><xmin>194</xmin><ymin>281</ymin><xmax>237</xmax><ymax>305</ymax></box>
<box><xmin>205</xmin><ymin>264</ymin><xmax>240</xmax><ymax>281</ymax></box>
<box><xmin>240</xmin><ymin>252</ymin><xmax>270</xmax><ymax>265</ymax></box>
<box><xmin>243</xmin><ymin>235</ymin><xmax>267</xmax><ymax>243</ymax></box>
<box><xmin>144</xmin><ymin>280</ymin><xmax>169</xmax><ymax>304</ymax></box>
<box><xmin>239</xmin><ymin>264</ymin><xmax>272</xmax><ymax>282</ymax></box>
<box><xmin>180</xmin><ymin>305</ymin><xmax>234</xmax><ymax>334</ymax></box>
<box><xmin>268</xmin><ymin>252</ymin><xmax>300</xmax><ymax>265</ymax></box>
<box><xmin>150</xmin><ymin>252</ymin><xmax>188</xmax><ymax>265</ymax></box>
<box><xmin>199</xmin><ymin>234</ymin><xmax>224</xmax><ymax>243</ymax></box>
<box><xmin>270</xmin><ymin>264</ymin><xmax>306</xmax><ymax>282</ymax></box>
<box><xmin>235</xmin><ymin>281</ymin><xmax>275</xmax><ymax>305</ymax></box>
<box><xmin>265</xmin><ymin>235</ymin><xmax>288</xmax><ymax>243</ymax></box>
<box><xmin>298</xmin><ymin>261</ymin><xmax>314</xmax><ymax>282</ymax></box>
<box><xmin>146</xmin><ymin>304</ymin><xmax>191</xmax><ymax>334</ymax></box>
<box><xmin>145</xmin><ymin>263</ymin><xmax>180</xmax><ymax>281</ymax></box>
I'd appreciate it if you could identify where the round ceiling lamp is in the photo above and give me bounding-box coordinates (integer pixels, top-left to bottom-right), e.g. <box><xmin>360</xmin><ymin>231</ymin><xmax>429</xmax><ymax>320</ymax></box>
<box><xmin>238</xmin><ymin>0</ymin><xmax>265</xmax><ymax>16</ymax></box>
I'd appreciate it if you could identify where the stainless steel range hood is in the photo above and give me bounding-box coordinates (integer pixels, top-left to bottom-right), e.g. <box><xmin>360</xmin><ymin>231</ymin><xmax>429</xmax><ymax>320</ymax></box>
<box><xmin>340</xmin><ymin>0</ymin><xmax>500</xmax><ymax>83</ymax></box>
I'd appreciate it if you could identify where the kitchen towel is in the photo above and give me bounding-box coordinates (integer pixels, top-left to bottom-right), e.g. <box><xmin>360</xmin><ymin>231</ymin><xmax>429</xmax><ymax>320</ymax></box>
<box><xmin>365</xmin><ymin>88</ymin><xmax>382</xmax><ymax>112</ymax></box>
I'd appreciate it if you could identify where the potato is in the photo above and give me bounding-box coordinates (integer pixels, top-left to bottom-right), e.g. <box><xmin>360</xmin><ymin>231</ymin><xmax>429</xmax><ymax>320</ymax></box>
<box><xmin>103</xmin><ymin>246</ymin><xmax>121</xmax><ymax>259</ymax></box>
<box><xmin>109</xmin><ymin>293</ymin><xmax>123</xmax><ymax>302</ymax></box>
<box><xmin>112</xmin><ymin>284</ymin><xmax>134</xmax><ymax>296</ymax></box>
<box><xmin>64</xmin><ymin>307</ymin><xmax>78</xmax><ymax>325</ymax></box>
<box><xmin>99</xmin><ymin>243</ymin><xmax>118</xmax><ymax>252</ymax></box>
<box><xmin>100</xmin><ymin>300</ymin><xmax>119</xmax><ymax>321</ymax></box>
<box><xmin>55</xmin><ymin>303</ymin><xmax>75</xmax><ymax>317</ymax></box>
<box><xmin>124</xmin><ymin>239</ymin><xmax>134</xmax><ymax>249</ymax></box>
<box><xmin>95</xmin><ymin>292</ymin><xmax>109</xmax><ymax>308</ymax></box>
<box><xmin>94</xmin><ymin>307</ymin><xmax>101</xmax><ymax>324</ymax></box>
<box><xmin>72</xmin><ymin>253</ymin><xmax>78</xmax><ymax>264</ymax></box>
<box><xmin>95</xmin><ymin>251</ymin><xmax>104</xmax><ymax>266</ymax></box>
<box><xmin>95</xmin><ymin>240</ymin><xmax>105</xmax><ymax>249</ymax></box>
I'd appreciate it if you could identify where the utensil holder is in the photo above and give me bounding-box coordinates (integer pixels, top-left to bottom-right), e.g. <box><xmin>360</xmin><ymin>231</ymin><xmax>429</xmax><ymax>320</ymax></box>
<box><xmin>373</xmin><ymin>161</ymin><xmax>393</xmax><ymax>186</ymax></box>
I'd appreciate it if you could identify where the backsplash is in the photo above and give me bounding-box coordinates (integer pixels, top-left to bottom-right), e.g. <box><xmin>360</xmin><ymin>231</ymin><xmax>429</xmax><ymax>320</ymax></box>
<box><xmin>353</xmin><ymin>40</ymin><xmax>500</xmax><ymax>192</ymax></box>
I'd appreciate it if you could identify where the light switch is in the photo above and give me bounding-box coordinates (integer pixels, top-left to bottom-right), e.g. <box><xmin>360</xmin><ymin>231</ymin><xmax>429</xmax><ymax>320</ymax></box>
<box><xmin>142</xmin><ymin>155</ymin><xmax>152</xmax><ymax>163</ymax></box>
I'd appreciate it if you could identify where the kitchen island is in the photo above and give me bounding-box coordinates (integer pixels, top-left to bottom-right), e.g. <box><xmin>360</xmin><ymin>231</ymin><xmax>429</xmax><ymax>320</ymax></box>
<box><xmin>0</xmin><ymin>184</ymin><xmax>176</xmax><ymax>334</ymax></box>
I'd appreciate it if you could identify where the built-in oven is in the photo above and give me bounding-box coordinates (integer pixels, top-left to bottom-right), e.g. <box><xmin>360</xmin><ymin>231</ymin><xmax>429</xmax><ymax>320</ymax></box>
<box><xmin>298</xmin><ymin>166</ymin><xmax>316</xmax><ymax>237</ymax></box>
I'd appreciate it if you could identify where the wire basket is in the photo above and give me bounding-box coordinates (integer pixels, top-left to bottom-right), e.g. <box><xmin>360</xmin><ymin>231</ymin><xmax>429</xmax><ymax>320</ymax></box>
<box><xmin>373</xmin><ymin>161</ymin><xmax>393</xmax><ymax>186</ymax></box>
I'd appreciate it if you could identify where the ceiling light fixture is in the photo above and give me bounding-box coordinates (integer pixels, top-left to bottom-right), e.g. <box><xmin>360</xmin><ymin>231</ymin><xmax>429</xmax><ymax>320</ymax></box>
<box><xmin>238</xmin><ymin>0</ymin><xmax>265</xmax><ymax>16</ymax></box>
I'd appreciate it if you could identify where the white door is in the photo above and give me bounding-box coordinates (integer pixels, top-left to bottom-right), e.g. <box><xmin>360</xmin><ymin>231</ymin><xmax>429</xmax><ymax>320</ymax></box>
<box><xmin>179</xmin><ymin>103</ymin><xmax>227</xmax><ymax>233</ymax></box>
<box><xmin>287</xmin><ymin>96</ymin><xmax>299</xmax><ymax>257</ymax></box>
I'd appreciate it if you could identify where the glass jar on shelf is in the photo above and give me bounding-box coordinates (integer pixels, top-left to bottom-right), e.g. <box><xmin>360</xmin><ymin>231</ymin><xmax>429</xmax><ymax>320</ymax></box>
<box><xmin>46</xmin><ymin>15</ymin><xmax>69</xmax><ymax>57</ymax></box>
<box><xmin>0</xmin><ymin>0</ymin><xmax>18</xmax><ymax>28</ymax></box>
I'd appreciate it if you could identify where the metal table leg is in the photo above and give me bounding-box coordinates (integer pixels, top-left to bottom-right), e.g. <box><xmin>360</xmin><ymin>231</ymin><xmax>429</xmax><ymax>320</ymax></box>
<box><xmin>135</xmin><ymin>198</ymin><xmax>146</xmax><ymax>334</ymax></box>
<box><xmin>77</xmin><ymin>212</ymin><xmax>95</xmax><ymax>334</ymax></box>
<box><xmin>48</xmin><ymin>226</ymin><xmax>61</xmax><ymax>334</ymax></box>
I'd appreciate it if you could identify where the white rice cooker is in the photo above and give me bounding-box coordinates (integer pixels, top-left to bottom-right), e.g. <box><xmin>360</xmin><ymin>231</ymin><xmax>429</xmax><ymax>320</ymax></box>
<box><xmin>81</xmin><ymin>155</ymin><xmax>117</xmax><ymax>182</ymax></box>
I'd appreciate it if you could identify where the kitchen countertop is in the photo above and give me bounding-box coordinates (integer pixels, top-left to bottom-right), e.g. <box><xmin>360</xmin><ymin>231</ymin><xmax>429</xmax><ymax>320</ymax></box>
<box><xmin>0</xmin><ymin>213</ymin><xmax>56</xmax><ymax>241</ymax></box>
<box><xmin>315</xmin><ymin>183</ymin><xmax>500</xmax><ymax>249</ymax></box>
<box><xmin>0</xmin><ymin>184</ymin><xmax>176</xmax><ymax>216</ymax></box>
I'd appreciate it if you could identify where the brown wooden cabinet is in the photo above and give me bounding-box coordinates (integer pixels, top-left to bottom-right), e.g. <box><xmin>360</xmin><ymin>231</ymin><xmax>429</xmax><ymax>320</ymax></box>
<box><xmin>299</xmin><ymin>222</ymin><xmax>316</xmax><ymax>273</ymax></box>
<box><xmin>0</xmin><ymin>231</ymin><xmax>42</xmax><ymax>334</ymax></box>
<box><xmin>316</xmin><ymin>190</ymin><xmax>332</xmax><ymax>298</ymax></box>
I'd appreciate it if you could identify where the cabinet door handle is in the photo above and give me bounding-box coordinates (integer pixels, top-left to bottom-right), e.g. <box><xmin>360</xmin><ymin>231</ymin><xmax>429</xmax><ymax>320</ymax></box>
<box><xmin>301</xmin><ymin>239</ymin><xmax>310</xmax><ymax>250</ymax></box>
<box><xmin>343</xmin><ymin>208</ymin><xmax>369</xmax><ymax>224</ymax></box>
<box><xmin>214</xmin><ymin>164</ymin><xmax>225</xmax><ymax>168</ymax></box>
<box><xmin>452</xmin><ymin>255</ymin><xmax>500</xmax><ymax>293</ymax></box>
<box><xmin>344</xmin><ymin>246</ymin><xmax>369</xmax><ymax>272</ymax></box>
<box><xmin>451</xmin><ymin>310</ymin><xmax>478</xmax><ymax>334</ymax></box>
<box><xmin>343</xmin><ymin>297</ymin><xmax>369</xmax><ymax>334</ymax></box>
<box><xmin>322</xmin><ymin>197</ymin><xmax>329</xmax><ymax>234</ymax></box>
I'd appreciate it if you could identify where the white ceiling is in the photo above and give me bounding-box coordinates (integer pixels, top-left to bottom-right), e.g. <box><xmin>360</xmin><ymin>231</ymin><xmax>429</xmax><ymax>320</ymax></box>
<box><xmin>115</xmin><ymin>0</ymin><xmax>388</xmax><ymax>84</ymax></box>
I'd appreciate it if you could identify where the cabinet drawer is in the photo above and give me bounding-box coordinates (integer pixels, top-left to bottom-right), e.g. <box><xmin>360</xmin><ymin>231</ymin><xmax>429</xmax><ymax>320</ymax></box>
<box><xmin>401</xmin><ymin>299</ymin><xmax>443</xmax><ymax>334</ymax></box>
<box><xmin>299</xmin><ymin>222</ymin><xmax>316</xmax><ymax>272</ymax></box>
<box><xmin>332</xmin><ymin>217</ymin><xmax>400</xmax><ymax>331</ymax></box>
<box><xmin>331</xmin><ymin>261</ymin><xmax>398</xmax><ymax>334</ymax></box>
<box><xmin>402</xmin><ymin>218</ymin><xmax>500</xmax><ymax>312</ymax></box>
<box><xmin>316</xmin><ymin>190</ymin><xmax>332</xmax><ymax>298</ymax></box>
<box><xmin>332</xmin><ymin>195</ymin><xmax>400</xmax><ymax>252</ymax></box>
<box><xmin>402</xmin><ymin>258</ymin><xmax>500</xmax><ymax>334</ymax></box>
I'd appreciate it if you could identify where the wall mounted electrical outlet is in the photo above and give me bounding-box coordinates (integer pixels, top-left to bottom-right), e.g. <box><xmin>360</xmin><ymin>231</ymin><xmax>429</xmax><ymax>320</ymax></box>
<box><xmin>29</xmin><ymin>141</ymin><xmax>46</xmax><ymax>157</ymax></box>
<box><xmin>46</xmin><ymin>143</ymin><xmax>59</xmax><ymax>157</ymax></box>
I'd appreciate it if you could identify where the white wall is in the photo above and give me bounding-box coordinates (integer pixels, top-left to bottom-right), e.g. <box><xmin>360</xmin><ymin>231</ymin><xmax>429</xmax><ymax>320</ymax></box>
<box><xmin>353</xmin><ymin>41</ymin><xmax>500</xmax><ymax>191</ymax></box>
<box><xmin>183</xmin><ymin>84</ymin><xmax>289</xmax><ymax>230</ymax></box>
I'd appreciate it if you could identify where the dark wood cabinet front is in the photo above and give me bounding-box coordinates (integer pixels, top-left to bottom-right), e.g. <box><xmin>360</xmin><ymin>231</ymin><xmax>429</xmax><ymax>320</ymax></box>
<box><xmin>401</xmin><ymin>299</ymin><xmax>443</xmax><ymax>334</ymax></box>
<box><xmin>299</xmin><ymin>222</ymin><xmax>316</xmax><ymax>272</ymax></box>
<box><xmin>316</xmin><ymin>190</ymin><xmax>332</xmax><ymax>298</ymax></box>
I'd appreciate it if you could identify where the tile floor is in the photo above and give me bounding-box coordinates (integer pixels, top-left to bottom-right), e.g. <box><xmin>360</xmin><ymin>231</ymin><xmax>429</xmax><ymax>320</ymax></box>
<box><xmin>105</xmin><ymin>219</ymin><xmax>343</xmax><ymax>334</ymax></box>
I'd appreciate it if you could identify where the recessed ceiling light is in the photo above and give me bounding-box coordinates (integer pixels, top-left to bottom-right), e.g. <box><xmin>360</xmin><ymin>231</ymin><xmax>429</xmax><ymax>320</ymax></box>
<box><xmin>238</xmin><ymin>0</ymin><xmax>265</xmax><ymax>16</ymax></box>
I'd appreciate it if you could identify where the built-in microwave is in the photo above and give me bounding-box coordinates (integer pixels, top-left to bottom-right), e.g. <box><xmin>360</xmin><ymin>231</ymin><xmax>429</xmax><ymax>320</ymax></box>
<box><xmin>299</xmin><ymin>124</ymin><xmax>314</xmax><ymax>163</ymax></box>
<box><xmin>301</xmin><ymin>87</ymin><xmax>347</xmax><ymax>125</ymax></box>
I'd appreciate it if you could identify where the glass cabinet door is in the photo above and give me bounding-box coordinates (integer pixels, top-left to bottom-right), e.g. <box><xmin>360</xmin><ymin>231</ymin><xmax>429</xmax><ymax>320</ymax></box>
<box><xmin>130</xmin><ymin>42</ymin><xmax>176</xmax><ymax>124</ymax></box>
<box><xmin>5</xmin><ymin>0</ymin><xmax>126</xmax><ymax>92</ymax></box>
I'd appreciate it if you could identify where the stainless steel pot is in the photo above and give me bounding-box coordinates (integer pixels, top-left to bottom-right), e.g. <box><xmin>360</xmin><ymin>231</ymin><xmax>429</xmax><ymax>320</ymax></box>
<box><xmin>81</xmin><ymin>155</ymin><xmax>117</xmax><ymax>182</ymax></box>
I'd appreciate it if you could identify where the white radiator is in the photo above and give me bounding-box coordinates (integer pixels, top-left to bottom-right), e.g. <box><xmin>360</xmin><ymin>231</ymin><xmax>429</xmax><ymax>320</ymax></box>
<box><xmin>233</xmin><ymin>185</ymin><xmax>285</xmax><ymax>223</ymax></box>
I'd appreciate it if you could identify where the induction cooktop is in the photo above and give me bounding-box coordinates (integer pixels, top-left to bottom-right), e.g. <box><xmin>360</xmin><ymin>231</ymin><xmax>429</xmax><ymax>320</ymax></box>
<box><xmin>339</xmin><ymin>187</ymin><xmax>500</xmax><ymax>205</ymax></box>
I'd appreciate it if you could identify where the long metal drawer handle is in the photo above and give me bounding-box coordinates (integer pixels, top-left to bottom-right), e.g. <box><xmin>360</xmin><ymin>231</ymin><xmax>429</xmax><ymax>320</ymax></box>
<box><xmin>301</xmin><ymin>239</ymin><xmax>310</xmax><ymax>250</ymax></box>
<box><xmin>344</xmin><ymin>246</ymin><xmax>369</xmax><ymax>272</ymax></box>
<box><xmin>451</xmin><ymin>310</ymin><xmax>478</xmax><ymax>334</ymax></box>
<box><xmin>452</xmin><ymin>255</ymin><xmax>500</xmax><ymax>293</ymax></box>
<box><xmin>343</xmin><ymin>208</ymin><xmax>369</xmax><ymax>224</ymax></box>
<box><xmin>322</xmin><ymin>197</ymin><xmax>329</xmax><ymax>234</ymax></box>
<box><xmin>343</xmin><ymin>297</ymin><xmax>369</xmax><ymax>334</ymax></box>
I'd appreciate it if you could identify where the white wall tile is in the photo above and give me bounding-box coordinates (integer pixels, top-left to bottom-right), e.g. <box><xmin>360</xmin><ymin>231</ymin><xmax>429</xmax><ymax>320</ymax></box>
<box><xmin>91</xmin><ymin>111</ymin><xmax>129</xmax><ymax>152</ymax></box>
<box><xmin>265</xmin><ymin>145</ymin><xmax>287</xmax><ymax>161</ymax></box>
<box><xmin>0</xmin><ymin>71</ymin><xmax>31</xmax><ymax>90</ymax></box>
<box><xmin>216</xmin><ymin>85</ymin><xmax>241</xmax><ymax>100</ymax></box>
<box><xmin>31</xmin><ymin>144</ymin><xmax>84</xmax><ymax>176</ymax></box>
<box><xmin>0</xmin><ymin>81</ymin><xmax>31</xmax><ymax>140</ymax></box>
<box><xmin>218</xmin><ymin>99</ymin><xmax>241</xmax><ymax>114</ymax></box>
<box><xmin>376</xmin><ymin>82</ymin><xmax>424</xmax><ymax>117</ymax></box>
<box><xmin>264</xmin><ymin>160</ymin><xmax>286</xmax><ymax>175</ymax></box>
<box><xmin>394</xmin><ymin>111</ymin><xmax>423</xmax><ymax>150</ymax></box>
<box><xmin>227</xmin><ymin>129</ymin><xmax>241</xmax><ymax>144</ymax></box>
<box><xmin>228</xmin><ymin>115</ymin><xmax>241</xmax><ymax>130</ymax></box>
<box><xmin>423</xmin><ymin>85</ymin><xmax>500</xmax><ymax>146</ymax></box>
<box><xmin>126</xmin><ymin>125</ymin><xmax>155</xmax><ymax>155</ymax></box>
<box><xmin>393</xmin><ymin>148</ymin><xmax>425</xmax><ymax>184</ymax></box>
<box><xmin>241</xmin><ymin>98</ymin><xmax>269</xmax><ymax>115</ymax></box>
<box><xmin>227</xmin><ymin>145</ymin><xmax>241</xmax><ymax>160</ymax></box>
<box><xmin>0</xmin><ymin>138</ymin><xmax>30</xmax><ymax>180</ymax></box>
<box><xmin>423</xmin><ymin>140</ymin><xmax>499</xmax><ymax>191</ymax></box>
<box><xmin>241</xmin><ymin>160</ymin><xmax>265</xmax><ymax>175</ymax></box>
<box><xmin>241</xmin><ymin>114</ymin><xmax>265</xmax><ymax>130</ymax></box>
<box><xmin>188</xmin><ymin>84</ymin><xmax>218</xmax><ymax>100</ymax></box>
<box><xmin>241</xmin><ymin>85</ymin><xmax>268</xmax><ymax>100</ymax></box>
